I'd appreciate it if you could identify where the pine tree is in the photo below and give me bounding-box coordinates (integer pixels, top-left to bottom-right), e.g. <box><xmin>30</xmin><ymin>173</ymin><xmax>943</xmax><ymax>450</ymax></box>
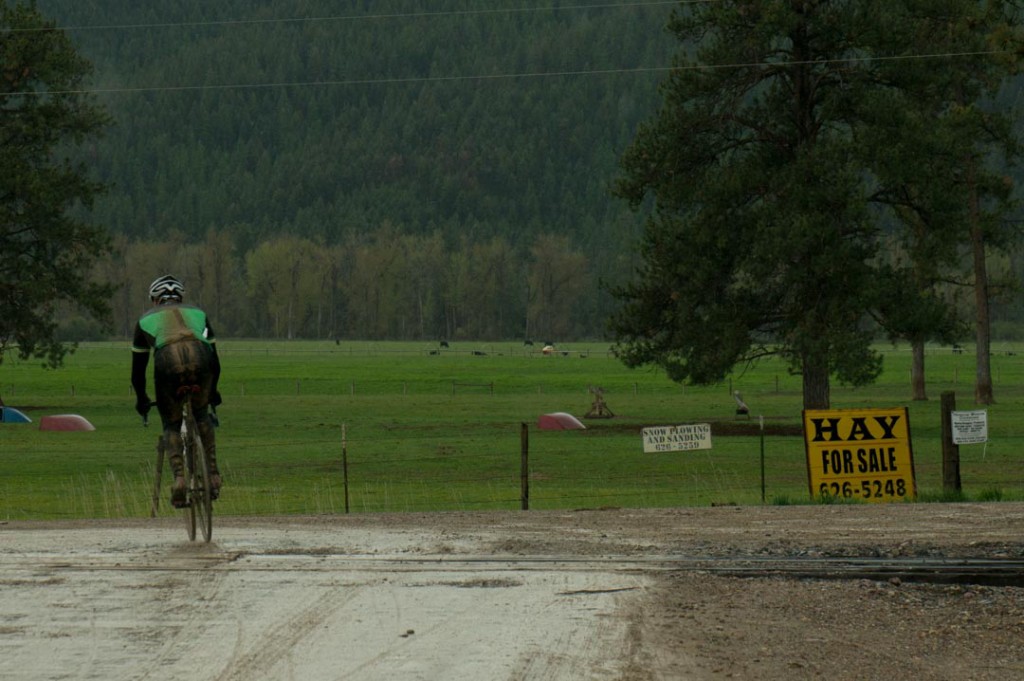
<box><xmin>611</xmin><ymin>0</ymin><xmax>1021</xmax><ymax>409</ymax></box>
<box><xmin>0</xmin><ymin>1</ymin><xmax>112</xmax><ymax>367</ymax></box>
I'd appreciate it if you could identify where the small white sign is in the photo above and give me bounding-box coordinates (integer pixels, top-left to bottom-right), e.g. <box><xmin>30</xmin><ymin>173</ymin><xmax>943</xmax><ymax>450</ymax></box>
<box><xmin>951</xmin><ymin>410</ymin><xmax>988</xmax><ymax>445</ymax></box>
<box><xmin>642</xmin><ymin>424</ymin><xmax>712</xmax><ymax>453</ymax></box>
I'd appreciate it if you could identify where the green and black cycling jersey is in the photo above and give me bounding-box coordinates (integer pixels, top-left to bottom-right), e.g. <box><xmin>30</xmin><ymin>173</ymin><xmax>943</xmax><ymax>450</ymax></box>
<box><xmin>132</xmin><ymin>303</ymin><xmax>215</xmax><ymax>353</ymax></box>
<box><xmin>131</xmin><ymin>303</ymin><xmax>221</xmax><ymax>412</ymax></box>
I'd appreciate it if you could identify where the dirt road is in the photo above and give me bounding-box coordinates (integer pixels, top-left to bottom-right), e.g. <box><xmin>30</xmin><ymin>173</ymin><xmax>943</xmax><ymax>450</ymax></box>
<box><xmin>2</xmin><ymin>504</ymin><xmax>1023</xmax><ymax>680</ymax></box>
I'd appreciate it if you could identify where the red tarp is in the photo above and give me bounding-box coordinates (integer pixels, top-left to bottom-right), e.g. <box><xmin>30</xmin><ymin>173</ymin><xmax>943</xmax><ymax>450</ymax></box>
<box><xmin>39</xmin><ymin>415</ymin><xmax>96</xmax><ymax>432</ymax></box>
<box><xmin>537</xmin><ymin>412</ymin><xmax>586</xmax><ymax>430</ymax></box>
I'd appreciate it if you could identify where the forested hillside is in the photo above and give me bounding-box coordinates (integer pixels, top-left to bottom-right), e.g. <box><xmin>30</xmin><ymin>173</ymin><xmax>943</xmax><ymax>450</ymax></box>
<box><xmin>36</xmin><ymin>0</ymin><xmax>678</xmax><ymax>341</ymax></box>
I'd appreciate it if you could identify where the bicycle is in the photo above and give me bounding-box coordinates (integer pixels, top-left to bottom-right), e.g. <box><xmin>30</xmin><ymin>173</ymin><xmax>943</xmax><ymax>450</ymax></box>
<box><xmin>146</xmin><ymin>385</ymin><xmax>215</xmax><ymax>542</ymax></box>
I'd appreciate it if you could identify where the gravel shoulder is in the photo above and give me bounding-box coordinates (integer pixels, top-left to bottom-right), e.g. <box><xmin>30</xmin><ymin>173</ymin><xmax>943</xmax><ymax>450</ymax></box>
<box><xmin>1</xmin><ymin>503</ymin><xmax>1022</xmax><ymax>680</ymax></box>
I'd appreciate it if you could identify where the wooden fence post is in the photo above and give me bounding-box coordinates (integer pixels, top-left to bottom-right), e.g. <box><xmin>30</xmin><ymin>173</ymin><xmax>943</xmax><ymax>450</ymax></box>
<box><xmin>759</xmin><ymin>415</ymin><xmax>766</xmax><ymax>504</ymax></box>
<box><xmin>940</xmin><ymin>391</ymin><xmax>961</xmax><ymax>493</ymax></box>
<box><xmin>520</xmin><ymin>423</ymin><xmax>529</xmax><ymax>511</ymax></box>
<box><xmin>342</xmin><ymin>424</ymin><xmax>350</xmax><ymax>514</ymax></box>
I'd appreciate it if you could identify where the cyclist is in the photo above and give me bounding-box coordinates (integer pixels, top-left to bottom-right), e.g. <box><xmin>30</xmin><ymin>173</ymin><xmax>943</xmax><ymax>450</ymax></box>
<box><xmin>131</xmin><ymin>275</ymin><xmax>222</xmax><ymax>508</ymax></box>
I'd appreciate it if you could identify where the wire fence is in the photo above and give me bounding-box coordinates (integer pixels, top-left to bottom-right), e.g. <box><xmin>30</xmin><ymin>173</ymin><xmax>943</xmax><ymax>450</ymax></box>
<box><xmin>4</xmin><ymin>413</ymin><xmax>1022</xmax><ymax>521</ymax></box>
<box><xmin>4</xmin><ymin>342</ymin><xmax>1024</xmax><ymax>519</ymax></box>
<box><xmin>190</xmin><ymin>422</ymin><xmax>1024</xmax><ymax>518</ymax></box>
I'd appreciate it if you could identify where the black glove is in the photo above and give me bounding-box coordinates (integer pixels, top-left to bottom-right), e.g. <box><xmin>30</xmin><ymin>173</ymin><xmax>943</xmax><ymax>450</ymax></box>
<box><xmin>135</xmin><ymin>396</ymin><xmax>151</xmax><ymax>418</ymax></box>
<box><xmin>210</xmin><ymin>390</ymin><xmax>222</xmax><ymax>407</ymax></box>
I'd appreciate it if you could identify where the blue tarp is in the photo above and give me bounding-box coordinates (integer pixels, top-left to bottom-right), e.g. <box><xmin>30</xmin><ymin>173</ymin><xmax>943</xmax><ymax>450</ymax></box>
<box><xmin>0</xmin><ymin>407</ymin><xmax>32</xmax><ymax>424</ymax></box>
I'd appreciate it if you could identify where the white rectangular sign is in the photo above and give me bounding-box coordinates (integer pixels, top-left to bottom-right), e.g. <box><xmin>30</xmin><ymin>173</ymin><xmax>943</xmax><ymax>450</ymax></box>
<box><xmin>642</xmin><ymin>424</ymin><xmax>712</xmax><ymax>453</ymax></box>
<box><xmin>951</xmin><ymin>410</ymin><xmax>988</xmax><ymax>445</ymax></box>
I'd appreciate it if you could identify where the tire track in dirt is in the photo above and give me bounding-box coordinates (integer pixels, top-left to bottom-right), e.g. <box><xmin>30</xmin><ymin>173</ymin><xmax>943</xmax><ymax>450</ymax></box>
<box><xmin>213</xmin><ymin>585</ymin><xmax>366</xmax><ymax>681</ymax></box>
<box><xmin>0</xmin><ymin>542</ymin><xmax>237</xmax><ymax>681</ymax></box>
<box><xmin>130</xmin><ymin>544</ymin><xmax>234</xmax><ymax>681</ymax></box>
<box><xmin>506</xmin><ymin>578</ymin><xmax>646</xmax><ymax>681</ymax></box>
<box><xmin>332</xmin><ymin>576</ymin><xmax>513</xmax><ymax>680</ymax></box>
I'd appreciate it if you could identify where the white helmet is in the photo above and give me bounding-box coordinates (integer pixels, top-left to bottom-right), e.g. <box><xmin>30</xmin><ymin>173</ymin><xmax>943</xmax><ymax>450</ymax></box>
<box><xmin>148</xmin><ymin>275</ymin><xmax>184</xmax><ymax>303</ymax></box>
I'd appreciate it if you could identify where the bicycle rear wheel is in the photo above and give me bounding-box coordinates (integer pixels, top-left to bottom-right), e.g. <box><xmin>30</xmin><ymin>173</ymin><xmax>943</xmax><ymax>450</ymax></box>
<box><xmin>189</xmin><ymin>413</ymin><xmax>213</xmax><ymax>542</ymax></box>
<box><xmin>183</xmin><ymin>425</ymin><xmax>197</xmax><ymax>541</ymax></box>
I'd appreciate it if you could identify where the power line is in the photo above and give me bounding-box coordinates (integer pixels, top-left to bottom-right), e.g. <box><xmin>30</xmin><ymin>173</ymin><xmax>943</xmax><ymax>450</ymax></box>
<box><xmin>6</xmin><ymin>2</ymin><xmax>1006</xmax><ymax>99</ymax></box>
<box><xmin>7</xmin><ymin>1</ymin><xmax>687</xmax><ymax>33</ymax></box>
<box><xmin>1</xmin><ymin>49</ymin><xmax>1007</xmax><ymax>99</ymax></box>
<box><xmin>6</xmin><ymin>66</ymin><xmax>672</xmax><ymax>97</ymax></box>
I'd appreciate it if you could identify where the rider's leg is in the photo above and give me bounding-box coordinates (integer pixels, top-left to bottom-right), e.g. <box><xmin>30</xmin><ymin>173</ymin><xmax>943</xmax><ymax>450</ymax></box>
<box><xmin>162</xmin><ymin>421</ymin><xmax>187</xmax><ymax>507</ymax></box>
<box><xmin>194</xmin><ymin>411</ymin><xmax>218</xmax><ymax>473</ymax></box>
<box><xmin>195</xmin><ymin>412</ymin><xmax>221</xmax><ymax>496</ymax></box>
<box><xmin>153</xmin><ymin>351</ymin><xmax>188</xmax><ymax>507</ymax></box>
<box><xmin>192</xmin><ymin>342</ymin><xmax>221</xmax><ymax>495</ymax></box>
<box><xmin>163</xmin><ymin>425</ymin><xmax>185</xmax><ymax>475</ymax></box>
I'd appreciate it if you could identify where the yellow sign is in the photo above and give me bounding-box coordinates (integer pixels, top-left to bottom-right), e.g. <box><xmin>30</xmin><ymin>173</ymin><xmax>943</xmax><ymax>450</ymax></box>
<box><xmin>803</xmin><ymin>408</ymin><xmax>917</xmax><ymax>502</ymax></box>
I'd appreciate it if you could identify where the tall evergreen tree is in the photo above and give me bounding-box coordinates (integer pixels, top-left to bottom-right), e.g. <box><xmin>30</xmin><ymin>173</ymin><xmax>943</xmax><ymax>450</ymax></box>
<box><xmin>612</xmin><ymin>1</ymin><xmax>1022</xmax><ymax>409</ymax></box>
<box><xmin>612</xmin><ymin>2</ymin><xmax>893</xmax><ymax>409</ymax></box>
<box><xmin>0</xmin><ymin>1</ymin><xmax>112</xmax><ymax>367</ymax></box>
<box><xmin>860</xmin><ymin>1</ymin><xmax>1023</xmax><ymax>404</ymax></box>
<box><xmin>940</xmin><ymin>1</ymin><xmax>1023</xmax><ymax>406</ymax></box>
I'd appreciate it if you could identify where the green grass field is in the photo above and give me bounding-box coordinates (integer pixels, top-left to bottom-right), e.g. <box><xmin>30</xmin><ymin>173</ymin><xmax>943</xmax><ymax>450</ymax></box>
<box><xmin>2</xmin><ymin>339</ymin><xmax>1023</xmax><ymax>520</ymax></box>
